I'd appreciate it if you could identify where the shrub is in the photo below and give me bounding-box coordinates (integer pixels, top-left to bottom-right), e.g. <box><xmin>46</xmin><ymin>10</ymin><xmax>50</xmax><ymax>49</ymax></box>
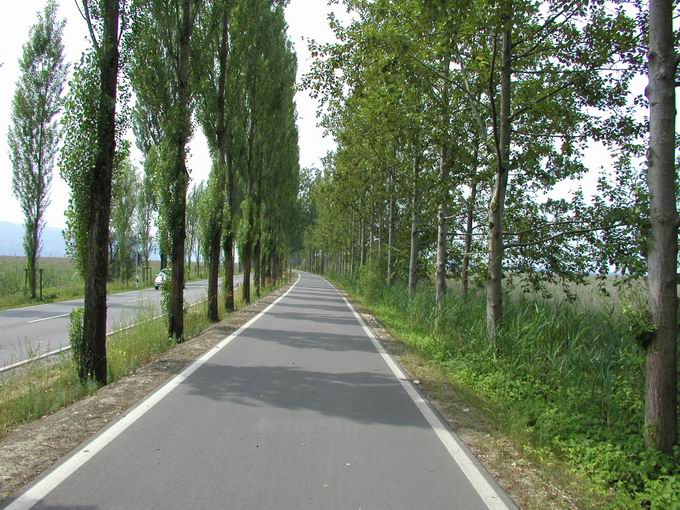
<box><xmin>68</xmin><ymin>307</ymin><xmax>87</xmax><ymax>382</ymax></box>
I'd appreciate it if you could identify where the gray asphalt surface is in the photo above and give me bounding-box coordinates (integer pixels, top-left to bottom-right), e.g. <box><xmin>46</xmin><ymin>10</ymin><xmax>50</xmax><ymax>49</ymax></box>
<box><xmin>0</xmin><ymin>275</ymin><xmax>243</xmax><ymax>368</ymax></box>
<box><xmin>6</xmin><ymin>272</ymin><xmax>514</xmax><ymax>509</ymax></box>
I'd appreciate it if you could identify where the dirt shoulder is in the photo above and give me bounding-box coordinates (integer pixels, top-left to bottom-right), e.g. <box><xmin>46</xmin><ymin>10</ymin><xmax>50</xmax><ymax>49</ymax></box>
<box><xmin>0</xmin><ymin>282</ymin><xmax>292</xmax><ymax>502</ymax></box>
<box><xmin>349</xmin><ymin>300</ymin><xmax>596</xmax><ymax>510</ymax></box>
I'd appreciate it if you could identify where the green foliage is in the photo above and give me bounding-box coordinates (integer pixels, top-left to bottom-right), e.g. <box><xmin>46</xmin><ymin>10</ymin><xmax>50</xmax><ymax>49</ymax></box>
<box><xmin>110</xmin><ymin>157</ymin><xmax>139</xmax><ymax>283</ymax></box>
<box><xmin>68</xmin><ymin>307</ymin><xmax>87</xmax><ymax>382</ymax></box>
<box><xmin>237</xmin><ymin>198</ymin><xmax>254</xmax><ymax>256</ymax></box>
<box><xmin>303</xmin><ymin>0</ymin><xmax>646</xmax><ymax>289</ymax></box>
<box><xmin>185</xmin><ymin>182</ymin><xmax>205</xmax><ymax>271</ymax></box>
<box><xmin>620</xmin><ymin>286</ymin><xmax>656</xmax><ymax>350</ymax></box>
<box><xmin>136</xmin><ymin>161</ymin><xmax>156</xmax><ymax>271</ymax></box>
<box><xmin>335</xmin><ymin>274</ymin><xmax>680</xmax><ymax>506</ymax></box>
<box><xmin>160</xmin><ymin>271</ymin><xmax>171</xmax><ymax>318</ymax></box>
<box><xmin>60</xmin><ymin>46</ymin><xmax>130</xmax><ymax>278</ymax></box>
<box><xmin>60</xmin><ymin>50</ymin><xmax>99</xmax><ymax>276</ymax></box>
<box><xmin>358</xmin><ymin>258</ymin><xmax>386</xmax><ymax>302</ymax></box>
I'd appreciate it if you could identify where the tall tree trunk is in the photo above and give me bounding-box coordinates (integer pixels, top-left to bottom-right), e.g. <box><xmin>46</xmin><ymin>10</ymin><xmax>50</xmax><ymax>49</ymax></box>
<box><xmin>409</xmin><ymin>151</ymin><xmax>420</xmax><ymax>297</ymax></box>
<box><xmin>435</xmin><ymin>54</ymin><xmax>451</xmax><ymax>311</ymax></box>
<box><xmin>207</xmin><ymin>7</ymin><xmax>230</xmax><ymax>323</ymax></box>
<box><xmin>242</xmin><ymin>170</ymin><xmax>254</xmax><ymax>303</ymax></box>
<box><xmin>386</xmin><ymin>188</ymin><xmax>396</xmax><ymax>287</ymax></box>
<box><xmin>360</xmin><ymin>216</ymin><xmax>365</xmax><ymax>266</ymax></box>
<box><xmin>160</xmin><ymin>242</ymin><xmax>167</xmax><ymax>270</ymax></box>
<box><xmin>486</xmin><ymin>4</ymin><xmax>512</xmax><ymax>339</ymax></box>
<box><xmin>223</xmin><ymin>231</ymin><xmax>234</xmax><ymax>310</ymax></box>
<box><xmin>644</xmin><ymin>0</ymin><xmax>678</xmax><ymax>454</ymax></box>
<box><xmin>377</xmin><ymin>207</ymin><xmax>382</xmax><ymax>258</ymax></box>
<box><xmin>242</xmin><ymin>253</ymin><xmax>251</xmax><ymax>303</ymax></box>
<box><xmin>29</xmin><ymin>220</ymin><xmax>38</xmax><ymax>299</ymax></box>
<box><xmin>223</xmin><ymin>147</ymin><xmax>236</xmax><ymax>311</ymax></box>
<box><xmin>168</xmin><ymin>0</ymin><xmax>194</xmax><ymax>342</ymax></box>
<box><xmin>350</xmin><ymin>216</ymin><xmax>355</xmax><ymax>277</ymax></box>
<box><xmin>369</xmin><ymin>205</ymin><xmax>374</xmax><ymax>262</ymax></box>
<box><xmin>254</xmin><ymin>237</ymin><xmax>261</xmax><ymax>298</ymax></box>
<box><xmin>462</xmin><ymin>144</ymin><xmax>479</xmax><ymax>297</ymax></box>
<box><xmin>271</xmin><ymin>246</ymin><xmax>277</xmax><ymax>284</ymax></box>
<box><xmin>207</xmin><ymin>237</ymin><xmax>220</xmax><ymax>321</ymax></box>
<box><xmin>81</xmin><ymin>0</ymin><xmax>120</xmax><ymax>384</ymax></box>
<box><xmin>435</xmin><ymin>143</ymin><xmax>449</xmax><ymax>310</ymax></box>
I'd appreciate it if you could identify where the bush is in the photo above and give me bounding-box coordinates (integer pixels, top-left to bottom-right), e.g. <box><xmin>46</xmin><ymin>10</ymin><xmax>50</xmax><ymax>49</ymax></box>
<box><xmin>358</xmin><ymin>258</ymin><xmax>386</xmax><ymax>301</ymax></box>
<box><xmin>68</xmin><ymin>307</ymin><xmax>87</xmax><ymax>381</ymax></box>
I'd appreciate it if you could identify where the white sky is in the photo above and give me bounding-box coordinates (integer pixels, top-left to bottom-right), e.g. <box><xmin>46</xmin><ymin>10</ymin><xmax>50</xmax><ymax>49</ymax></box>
<box><xmin>0</xmin><ymin>0</ymin><xmax>339</xmax><ymax>229</ymax></box>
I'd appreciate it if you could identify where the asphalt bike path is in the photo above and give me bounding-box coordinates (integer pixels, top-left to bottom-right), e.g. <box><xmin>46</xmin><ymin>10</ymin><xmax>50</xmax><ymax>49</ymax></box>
<box><xmin>4</xmin><ymin>272</ymin><xmax>515</xmax><ymax>510</ymax></box>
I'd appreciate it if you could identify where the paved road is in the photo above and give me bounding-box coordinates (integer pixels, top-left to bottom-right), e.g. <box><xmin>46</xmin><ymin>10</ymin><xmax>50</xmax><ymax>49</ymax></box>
<box><xmin>4</xmin><ymin>272</ymin><xmax>514</xmax><ymax>510</ymax></box>
<box><xmin>0</xmin><ymin>275</ymin><xmax>243</xmax><ymax>369</ymax></box>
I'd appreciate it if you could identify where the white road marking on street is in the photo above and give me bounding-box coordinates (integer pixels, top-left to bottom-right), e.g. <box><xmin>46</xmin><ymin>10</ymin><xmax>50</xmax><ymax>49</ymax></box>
<box><xmin>4</xmin><ymin>273</ymin><xmax>300</xmax><ymax>510</ymax></box>
<box><xmin>126</xmin><ymin>298</ymin><xmax>146</xmax><ymax>303</ymax></box>
<box><xmin>325</xmin><ymin>277</ymin><xmax>511</xmax><ymax>510</ymax></box>
<box><xmin>27</xmin><ymin>313</ymin><xmax>70</xmax><ymax>324</ymax></box>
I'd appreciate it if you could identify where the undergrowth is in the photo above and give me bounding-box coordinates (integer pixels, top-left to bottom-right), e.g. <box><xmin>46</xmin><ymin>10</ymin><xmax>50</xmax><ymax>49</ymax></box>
<box><xmin>331</xmin><ymin>264</ymin><xmax>680</xmax><ymax>509</ymax></box>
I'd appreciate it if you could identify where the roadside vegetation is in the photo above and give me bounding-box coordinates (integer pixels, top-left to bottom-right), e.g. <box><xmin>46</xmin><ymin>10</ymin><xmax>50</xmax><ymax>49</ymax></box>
<box><xmin>332</xmin><ymin>265</ymin><xmax>679</xmax><ymax>508</ymax></box>
<box><xmin>0</xmin><ymin>277</ymin><xmax>288</xmax><ymax>440</ymax></box>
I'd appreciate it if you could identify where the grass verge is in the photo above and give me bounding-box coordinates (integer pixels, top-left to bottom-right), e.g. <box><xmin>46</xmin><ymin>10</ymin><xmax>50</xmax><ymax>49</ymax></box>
<box><xmin>0</xmin><ymin>276</ymin><xmax>289</xmax><ymax>440</ymax></box>
<box><xmin>329</xmin><ymin>267</ymin><xmax>680</xmax><ymax>510</ymax></box>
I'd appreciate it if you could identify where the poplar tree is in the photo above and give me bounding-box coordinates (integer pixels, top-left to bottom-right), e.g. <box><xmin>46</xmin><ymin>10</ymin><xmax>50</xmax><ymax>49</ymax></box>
<box><xmin>193</xmin><ymin>0</ymin><xmax>234</xmax><ymax>320</ymax></box>
<box><xmin>61</xmin><ymin>0</ymin><xmax>125</xmax><ymax>384</ymax></box>
<box><xmin>9</xmin><ymin>0</ymin><xmax>67</xmax><ymax>300</ymax></box>
<box><xmin>110</xmin><ymin>158</ymin><xmax>138</xmax><ymax>284</ymax></box>
<box><xmin>129</xmin><ymin>0</ymin><xmax>202</xmax><ymax>340</ymax></box>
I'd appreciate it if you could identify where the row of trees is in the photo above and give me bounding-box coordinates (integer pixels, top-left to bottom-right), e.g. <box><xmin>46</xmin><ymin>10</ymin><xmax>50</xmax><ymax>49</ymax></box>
<box><xmin>302</xmin><ymin>0</ymin><xmax>678</xmax><ymax>454</ymax></box>
<box><xmin>7</xmin><ymin>1</ymin><xmax>202</xmax><ymax>292</ymax></box>
<box><xmin>10</xmin><ymin>0</ymin><xmax>301</xmax><ymax>386</ymax></box>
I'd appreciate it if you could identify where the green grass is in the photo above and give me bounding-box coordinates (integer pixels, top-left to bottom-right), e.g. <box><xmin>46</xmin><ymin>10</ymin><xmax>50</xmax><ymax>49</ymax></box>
<box><xmin>0</xmin><ymin>256</ymin><xmax>212</xmax><ymax>310</ymax></box>
<box><xmin>333</xmin><ymin>266</ymin><xmax>680</xmax><ymax>509</ymax></box>
<box><xmin>0</xmin><ymin>276</ymin><xmax>289</xmax><ymax>439</ymax></box>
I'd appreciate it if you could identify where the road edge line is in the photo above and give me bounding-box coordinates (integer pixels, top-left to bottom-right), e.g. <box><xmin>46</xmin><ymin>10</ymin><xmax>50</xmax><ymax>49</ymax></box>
<box><xmin>323</xmin><ymin>276</ymin><xmax>512</xmax><ymax>510</ymax></box>
<box><xmin>4</xmin><ymin>273</ymin><xmax>300</xmax><ymax>510</ymax></box>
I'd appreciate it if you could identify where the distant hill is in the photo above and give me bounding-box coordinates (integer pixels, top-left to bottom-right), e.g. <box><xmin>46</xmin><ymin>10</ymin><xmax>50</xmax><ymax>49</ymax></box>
<box><xmin>0</xmin><ymin>221</ymin><xmax>67</xmax><ymax>257</ymax></box>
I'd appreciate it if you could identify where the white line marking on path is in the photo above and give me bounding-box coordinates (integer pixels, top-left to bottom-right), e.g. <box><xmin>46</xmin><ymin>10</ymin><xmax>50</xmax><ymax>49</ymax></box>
<box><xmin>27</xmin><ymin>313</ymin><xmax>69</xmax><ymax>324</ymax></box>
<box><xmin>126</xmin><ymin>298</ymin><xmax>146</xmax><ymax>303</ymax></box>
<box><xmin>4</xmin><ymin>273</ymin><xmax>301</xmax><ymax>510</ymax></box>
<box><xmin>324</xmin><ymin>277</ymin><xmax>513</xmax><ymax>510</ymax></box>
